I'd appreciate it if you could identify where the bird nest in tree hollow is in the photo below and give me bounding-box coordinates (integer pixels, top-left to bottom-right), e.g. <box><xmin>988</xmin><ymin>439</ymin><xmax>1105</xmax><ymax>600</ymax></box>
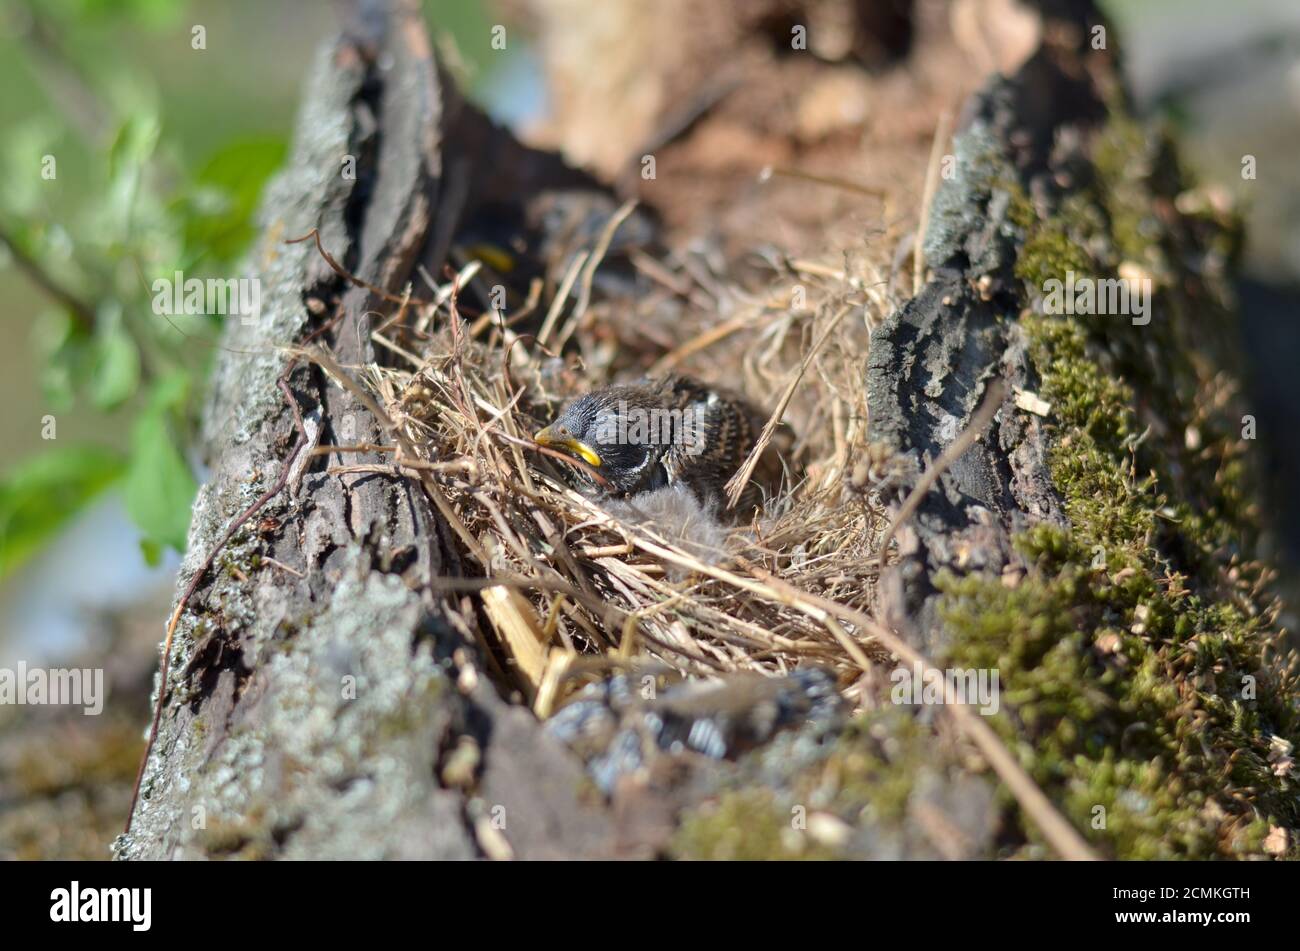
<box><xmin>332</xmin><ymin>218</ymin><xmax>904</xmax><ymax>718</ymax></box>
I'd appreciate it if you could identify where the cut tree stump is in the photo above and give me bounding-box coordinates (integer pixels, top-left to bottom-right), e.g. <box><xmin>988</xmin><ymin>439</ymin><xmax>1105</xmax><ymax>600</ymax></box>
<box><xmin>119</xmin><ymin>0</ymin><xmax>1298</xmax><ymax>860</ymax></box>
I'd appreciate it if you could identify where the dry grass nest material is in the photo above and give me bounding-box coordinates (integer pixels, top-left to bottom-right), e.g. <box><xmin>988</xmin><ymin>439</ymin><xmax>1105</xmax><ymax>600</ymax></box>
<box><xmin>335</xmin><ymin>207</ymin><xmax>908</xmax><ymax>718</ymax></box>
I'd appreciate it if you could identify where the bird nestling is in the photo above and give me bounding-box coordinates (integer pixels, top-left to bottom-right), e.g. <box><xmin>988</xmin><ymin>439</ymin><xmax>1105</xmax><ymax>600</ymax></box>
<box><xmin>534</xmin><ymin>375</ymin><xmax>780</xmax><ymax>515</ymax></box>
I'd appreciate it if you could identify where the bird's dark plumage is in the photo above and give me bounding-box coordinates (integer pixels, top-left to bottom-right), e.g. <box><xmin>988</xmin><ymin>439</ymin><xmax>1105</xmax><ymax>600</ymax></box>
<box><xmin>535</xmin><ymin>375</ymin><xmax>767</xmax><ymax>512</ymax></box>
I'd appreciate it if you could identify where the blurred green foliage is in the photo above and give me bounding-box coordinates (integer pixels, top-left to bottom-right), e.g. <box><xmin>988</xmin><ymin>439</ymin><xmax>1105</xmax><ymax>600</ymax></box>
<box><xmin>0</xmin><ymin>0</ymin><xmax>514</xmax><ymax>577</ymax></box>
<box><xmin>0</xmin><ymin>0</ymin><xmax>286</xmax><ymax>572</ymax></box>
<box><xmin>0</xmin><ymin>446</ymin><xmax>125</xmax><ymax>576</ymax></box>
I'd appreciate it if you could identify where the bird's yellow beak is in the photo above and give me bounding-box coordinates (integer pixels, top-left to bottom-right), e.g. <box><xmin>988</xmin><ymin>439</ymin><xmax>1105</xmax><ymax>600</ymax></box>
<box><xmin>534</xmin><ymin>426</ymin><xmax>602</xmax><ymax>468</ymax></box>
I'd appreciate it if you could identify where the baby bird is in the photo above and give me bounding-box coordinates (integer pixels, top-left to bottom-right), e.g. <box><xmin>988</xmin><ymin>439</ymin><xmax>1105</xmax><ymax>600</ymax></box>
<box><xmin>534</xmin><ymin>375</ymin><xmax>764</xmax><ymax>512</ymax></box>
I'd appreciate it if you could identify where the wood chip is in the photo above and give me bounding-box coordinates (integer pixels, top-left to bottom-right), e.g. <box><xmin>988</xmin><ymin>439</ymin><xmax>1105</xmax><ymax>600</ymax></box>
<box><xmin>1013</xmin><ymin>386</ymin><xmax>1051</xmax><ymax>417</ymax></box>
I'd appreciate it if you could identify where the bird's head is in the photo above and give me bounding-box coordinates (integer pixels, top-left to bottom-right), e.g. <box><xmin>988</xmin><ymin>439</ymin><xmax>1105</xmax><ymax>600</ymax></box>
<box><xmin>534</xmin><ymin>387</ymin><xmax>665</xmax><ymax>494</ymax></box>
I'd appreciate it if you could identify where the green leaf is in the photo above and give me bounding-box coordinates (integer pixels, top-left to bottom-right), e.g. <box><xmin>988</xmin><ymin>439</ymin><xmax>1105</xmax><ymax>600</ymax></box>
<box><xmin>89</xmin><ymin>303</ymin><xmax>141</xmax><ymax>410</ymax></box>
<box><xmin>195</xmin><ymin>137</ymin><xmax>287</xmax><ymax>205</ymax></box>
<box><xmin>180</xmin><ymin>136</ymin><xmax>286</xmax><ymax>265</ymax></box>
<box><xmin>122</xmin><ymin>373</ymin><xmax>197</xmax><ymax>553</ymax></box>
<box><xmin>138</xmin><ymin>536</ymin><xmax>164</xmax><ymax>568</ymax></box>
<box><xmin>0</xmin><ymin>117</ymin><xmax>62</xmax><ymax>214</ymax></box>
<box><xmin>0</xmin><ymin>446</ymin><xmax>126</xmax><ymax>578</ymax></box>
<box><xmin>107</xmin><ymin>111</ymin><xmax>161</xmax><ymax>180</ymax></box>
<box><xmin>33</xmin><ymin>308</ymin><xmax>84</xmax><ymax>412</ymax></box>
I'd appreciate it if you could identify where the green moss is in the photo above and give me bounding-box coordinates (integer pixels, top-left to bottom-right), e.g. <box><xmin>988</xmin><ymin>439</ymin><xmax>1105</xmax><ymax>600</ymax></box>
<box><xmin>821</xmin><ymin>711</ymin><xmax>936</xmax><ymax>824</ymax></box>
<box><xmin>937</xmin><ymin>524</ymin><xmax>1293</xmax><ymax>858</ymax></box>
<box><xmin>933</xmin><ymin>107</ymin><xmax>1300</xmax><ymax>859</ymax></box>
<box><xmin>670</xmin><ymin>709</ymin><xmax>950</xmax><ymax>860</ymax></box>
<box><xmin>1013</xmin><ymin>193</ymin><xmax>1104</xmax><ymax>290</ymax></box>
<box><xmin>672</xmin><ymin>789</ymin><xmax>836</xmax><ymax>860</ymax></box>
<box><xmin>1092</xmin><ymin>111</ymin><xmax>1168</xmax><ymax>266</ymax></box>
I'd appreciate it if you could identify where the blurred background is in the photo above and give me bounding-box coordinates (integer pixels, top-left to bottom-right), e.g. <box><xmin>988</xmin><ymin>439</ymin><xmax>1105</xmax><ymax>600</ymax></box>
<box><xmin>0</xmin><ymin>0</ymin><xmax>1297</xmax><ymax>857</ymax></box>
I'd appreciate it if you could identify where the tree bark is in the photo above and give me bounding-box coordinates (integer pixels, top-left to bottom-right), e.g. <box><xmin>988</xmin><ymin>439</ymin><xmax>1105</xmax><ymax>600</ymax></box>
<box><xmin>869</xmin><ymin>15</ymin><xmax>1112</xmax><ymax>656</ymax></box>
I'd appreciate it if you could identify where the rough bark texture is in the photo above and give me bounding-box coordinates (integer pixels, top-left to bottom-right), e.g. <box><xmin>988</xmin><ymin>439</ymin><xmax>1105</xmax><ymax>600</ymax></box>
<box><xmin>868</xmin><ymin>25</ymin><xmax>1110</xmax><ymax>657</ymax></box>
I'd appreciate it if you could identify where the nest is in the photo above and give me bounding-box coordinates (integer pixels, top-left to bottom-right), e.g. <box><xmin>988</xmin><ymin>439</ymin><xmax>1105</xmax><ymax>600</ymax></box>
<box><xmin>332</xmin><ymin>203</ymin><xmax>908</xmax><ymax>717</ymax></box>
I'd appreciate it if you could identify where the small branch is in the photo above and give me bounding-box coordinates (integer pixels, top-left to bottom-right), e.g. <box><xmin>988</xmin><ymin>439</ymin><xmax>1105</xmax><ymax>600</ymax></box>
<box><xmin>555</xmin><ymin>199</ymin><xmax>638</xmax><ymax>349</ymax></box>
<box><xmin>0</xmin><ymin>226</ymin><xmax>96</xmax><ymax>332</ymax></box>
<box><xmin>286</xmin><ymin>227</ymin><xmax>435</xmax><ymax>309</ymax></box>
<box><xmin>14</xmin><ymin>3</ymin><xmax>108</xmax><ymax>144</ymax></box>
<box><xmin>759</xmin><ymin>164</ymin><xmax>887</xmax><ymax>200</ymax></box>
